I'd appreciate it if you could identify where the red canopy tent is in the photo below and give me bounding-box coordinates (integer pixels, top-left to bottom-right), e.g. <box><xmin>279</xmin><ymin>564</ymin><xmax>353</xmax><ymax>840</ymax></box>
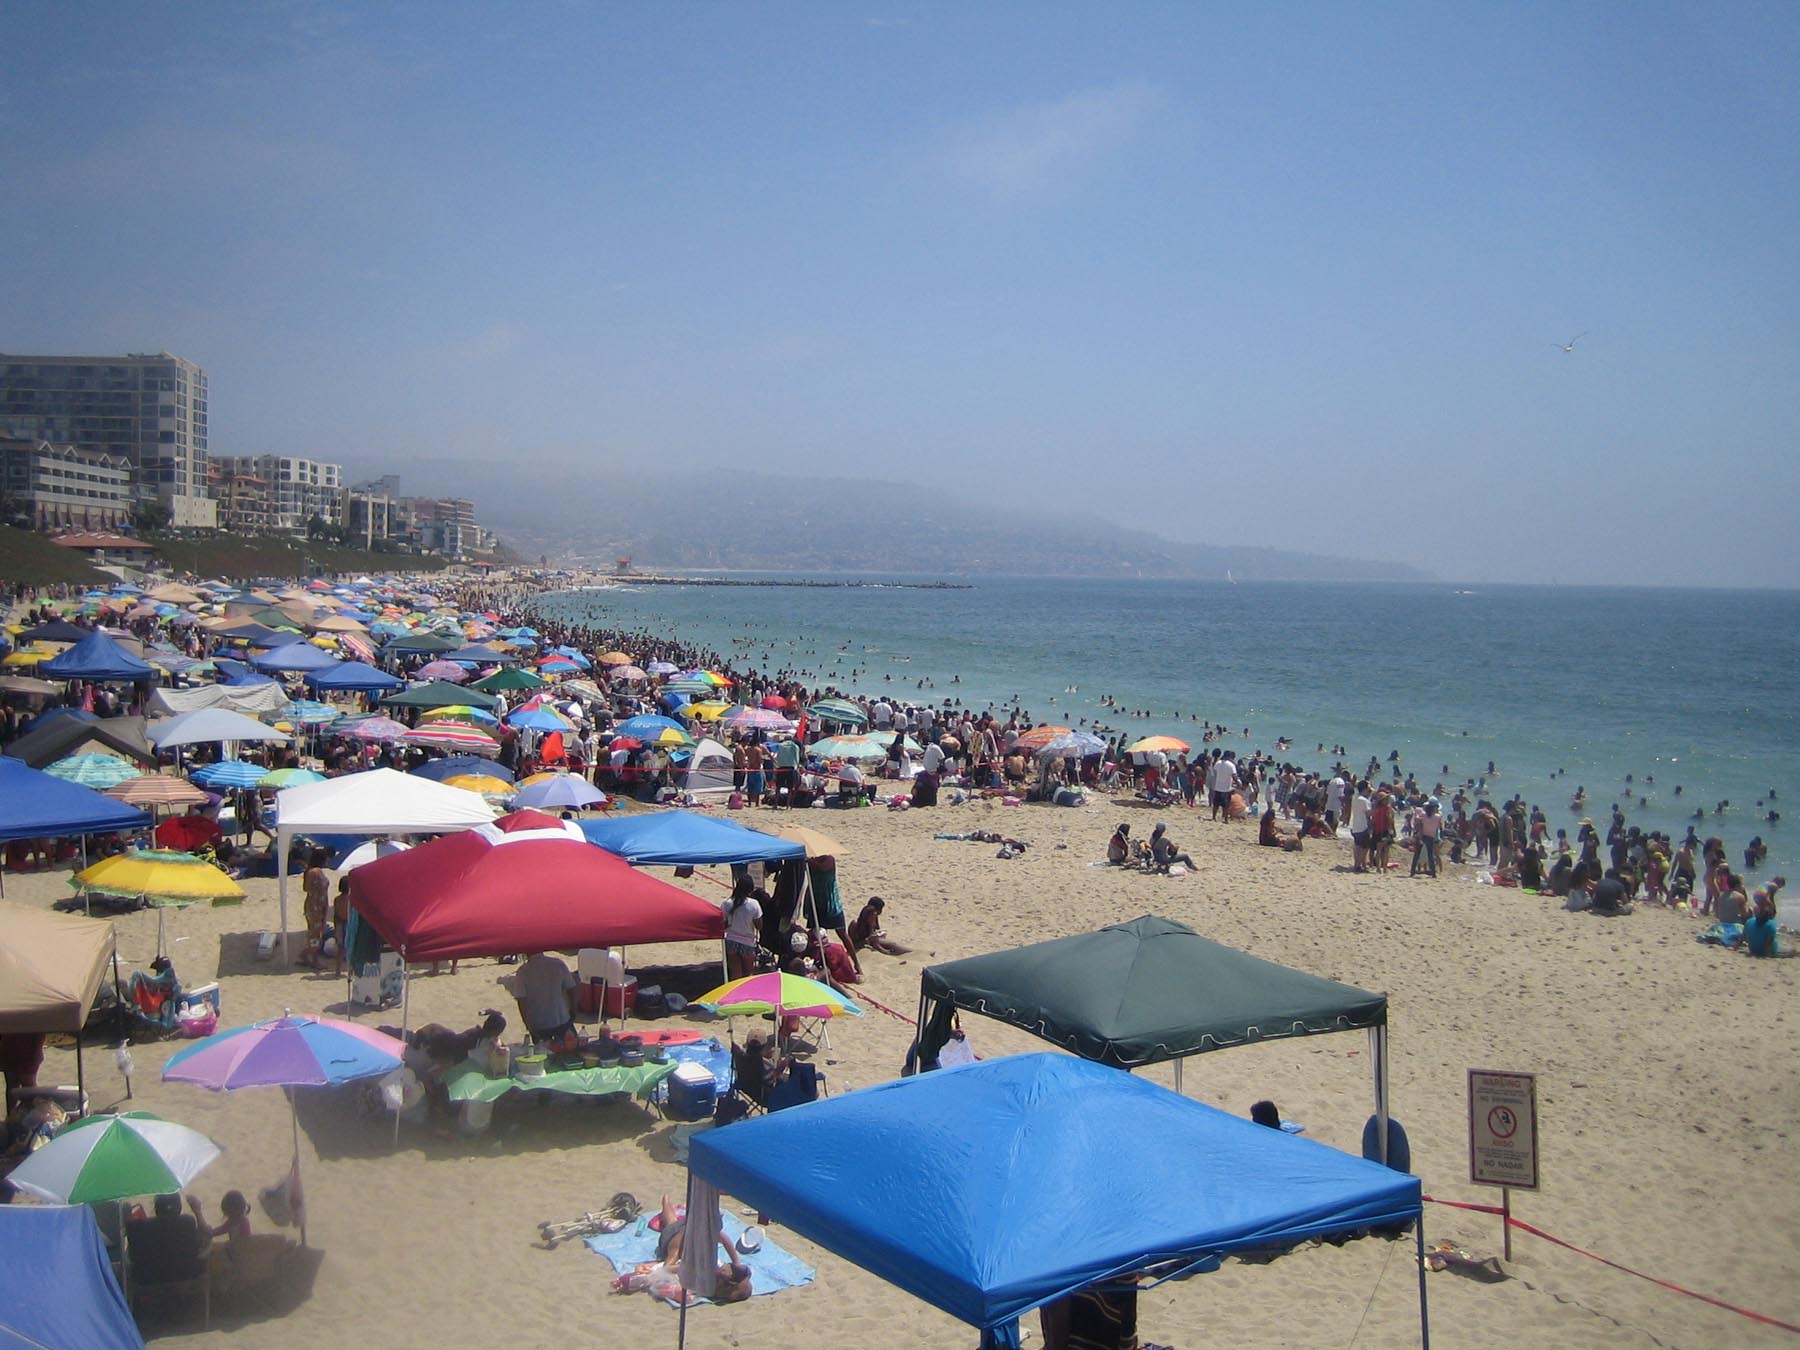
<box><xmin>346</xmin><ymin>821</ymin><xmax>724</xmax><ymax>963</ymax></box>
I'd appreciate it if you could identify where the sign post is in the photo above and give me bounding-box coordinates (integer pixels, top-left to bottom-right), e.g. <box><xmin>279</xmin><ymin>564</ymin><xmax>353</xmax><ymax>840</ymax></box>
<box><xmin>1468</xmin><ymin>1069</ymin><xmax>1539</xmax><ymax>1260</ymax></box>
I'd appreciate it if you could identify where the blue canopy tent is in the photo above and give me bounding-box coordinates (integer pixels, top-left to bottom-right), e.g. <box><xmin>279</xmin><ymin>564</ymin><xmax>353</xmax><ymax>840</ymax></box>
<box><xmin>0</xmin><ymin>1205</ymin><xmax>143</xmax><ymax>1349</ymax></box>
<box><xmin>249</xmin><ymin>641</ymin><xmax>341</xmax><ymax>674</ymax></box>
<box><xmin>213</xmin><ymin>659</ymin><xmax>279</xmax><ymax>686</ymax></box>
<box><xmin>40</xmin><ymin>632</ymin><xmax>154</xmax><ymax>683</ymax></box>
<box><xmin>0</xmin><ymin>756</ymin><xmax>150</xmax><ymax>845</ymax></box>
<box><xmin>578</xmin><ymin>812</ymin><xmax>805</xmax><ymax>866</ymax></box>
<box><xmin>686</xmin><ymin>1054</ymin><xmax>1427</xmax><ymax>1348</ymax></box>
<box><xmin>306</xmin><ymin>661</ymin><xmax>403</xmax><ymax>693</ymax></box>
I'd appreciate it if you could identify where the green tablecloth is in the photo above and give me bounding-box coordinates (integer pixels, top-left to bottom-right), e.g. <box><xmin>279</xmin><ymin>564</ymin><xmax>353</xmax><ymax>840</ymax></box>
<box><xmin>443</xmin><ymin>1059</ymin><xmax>676</xmax><ymax>1104</ymax></box>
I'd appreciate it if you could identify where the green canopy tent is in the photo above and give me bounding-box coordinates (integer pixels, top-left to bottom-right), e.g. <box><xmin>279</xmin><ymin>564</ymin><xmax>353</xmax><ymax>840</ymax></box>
<box><xmin>914</xmin><ymin>915</ymin><xmax>1398</xmax><ymax>1161</ymax></box>
<box><xmin>378</xmin><ymin>681</ymin><xmax>501</xmax><ymax>712</ymax></box>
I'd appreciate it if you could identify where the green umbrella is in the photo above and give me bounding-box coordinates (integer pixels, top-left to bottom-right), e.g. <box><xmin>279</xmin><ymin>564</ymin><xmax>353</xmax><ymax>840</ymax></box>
<box><xmin>7</xmin><ymin>1111</ymin><xmax>220</xmax><ymax>1204</ymax></box>
<box><xmin>44</xmin><ymin>753</ymin><xmax>144</xmax><ymax>789</ymax></box>
<box><xmin>469</xmin><ymin>667</ymin><xmax>548</xmax><ymax>693</ymax></box>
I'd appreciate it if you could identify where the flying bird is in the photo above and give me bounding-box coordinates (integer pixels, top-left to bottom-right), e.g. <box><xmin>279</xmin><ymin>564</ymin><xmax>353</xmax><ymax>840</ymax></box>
<box><xmin>1554</xmin><ymin>332</ymin><xmax>1588</xmax><ymax>353</ymax></box>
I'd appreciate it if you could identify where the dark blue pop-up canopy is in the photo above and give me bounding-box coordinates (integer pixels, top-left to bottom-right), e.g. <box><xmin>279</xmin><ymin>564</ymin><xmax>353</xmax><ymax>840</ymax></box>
<box><xmin>40</xmin><ymin>631</ymin><xmax>153</xmax><ymax>682</ymax></box>
<box><xmin>250</xmin><ymin>641</ymin><xmax>341</xmax><ymax>673</ymax></box>
<box><xmin>306</xmin><ymin>660</ymin><xmax>403</xmax><ymax>692</ymax></box>
<box><xmin>0</xmin><ymin>1205</ymin><xmax>143</xmax><ymax>1349</ymax></box>
<box><xmin>0</xmin><ymin>756</ymin><xmax>150</xmax><ymax>842</ymax></box>
<box><xmin>688</xmin><ymin>1054</ymin><xmax>1425</xmax><ymax>1340</ymax></box>
<box><xmin>578</xmin><ymin>811</ymin><xmax>804</xmax><ymax>866</ymax></box>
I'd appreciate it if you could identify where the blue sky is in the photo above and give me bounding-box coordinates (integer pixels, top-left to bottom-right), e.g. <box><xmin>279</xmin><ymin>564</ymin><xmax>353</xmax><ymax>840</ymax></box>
<box><xmin>5</xmin><ymin>2</ymin><xmax>1796</xmax><ymax>586</ymax></box>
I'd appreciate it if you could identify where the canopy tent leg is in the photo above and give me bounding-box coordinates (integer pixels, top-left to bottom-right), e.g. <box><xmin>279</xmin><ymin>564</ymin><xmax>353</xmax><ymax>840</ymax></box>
<box><xmin>276</xmin><ymin>826</ymin><xmax>291</xmax><ymax>964</ymax></box>
<box><xmin>75</xmin><ymin>1038</ymin><xmax>85</xmax><ymax>1118</ymax></box>
<box><xmin>1416</xmin><ymin>1207</ymin><xmax>1431</xmax><ymax>1347</ymax></box>
<box><xmin>674</xmin><ymin>1163</ymin><xmax>695</xmax><ymax>1350</ymax></box>
<box><xmin>1173</xmin><ymin>1057</ymin><xmax>1183</xmax><ymax>1096</ymax></box>
<box><xmin>1369</xmin><ymin>1024</ymin><xmax>1391</xmax><ymax>1165</ymax></box>
<box><xmin>392</xmin><ymin>963</ymin><xmax>411</xmax><ymax>1150</ymax></box>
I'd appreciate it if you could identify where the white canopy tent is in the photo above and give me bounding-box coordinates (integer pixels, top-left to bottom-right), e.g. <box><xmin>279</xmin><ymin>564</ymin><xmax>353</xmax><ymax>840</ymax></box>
<box><xmin>272</xmin><ymin>769</ymin><xmax>496</xmax><ymax>962</ymax></box>
<box><xmin>148</xmin><ymin>682</ymin><xmax>289</xmax><ymax>717</ymax></box>
<box><xmin>148</xmin><ymin>707</ymin><xmax>293</xmax><ymax>749</ymax></box>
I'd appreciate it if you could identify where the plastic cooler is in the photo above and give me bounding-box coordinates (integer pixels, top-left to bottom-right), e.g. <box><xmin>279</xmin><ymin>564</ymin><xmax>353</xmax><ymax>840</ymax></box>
<box><xmin>667</xmin><ymin>1062</ymin><xmax>716</xmax><ymax>1121</ymax></box>
<box><xmin>602</xmin><ymin>975</ymin><xmax>637</xmax><ymax>1018</ymax></box>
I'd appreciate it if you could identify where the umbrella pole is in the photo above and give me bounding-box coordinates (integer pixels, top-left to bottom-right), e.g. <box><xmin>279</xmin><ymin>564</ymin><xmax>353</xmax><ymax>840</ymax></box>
<box><xmin>290</xmin><ymin>1092</ymin><xmax>307</xmax><ymax>1246</ymax></box>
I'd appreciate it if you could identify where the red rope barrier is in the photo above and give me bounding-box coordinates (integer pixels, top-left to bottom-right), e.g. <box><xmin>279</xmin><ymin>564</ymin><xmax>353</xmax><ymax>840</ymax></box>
<box><xmin>1423</xmin><ymin>1196</ymin><xmax>1800</xmax><ymax>1334</ymax></box>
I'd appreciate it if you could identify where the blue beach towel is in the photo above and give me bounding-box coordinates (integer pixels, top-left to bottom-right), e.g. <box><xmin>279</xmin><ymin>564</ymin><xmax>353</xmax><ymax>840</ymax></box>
<box><xmin>1697</xmin><ymin>922</ymin><xmax>1744</xmax><ymax>947</ymax></box>
<box><xmin>587</xmin><ymin>1210</ymin><xmax>814</xmax><ymax>1305</ymax></box>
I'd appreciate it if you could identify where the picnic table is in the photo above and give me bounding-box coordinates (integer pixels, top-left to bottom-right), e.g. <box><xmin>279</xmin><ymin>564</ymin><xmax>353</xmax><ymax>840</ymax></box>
<box><xmin>442</xmin><ymin>1059</ymin><xmax>676</xmax><ymax>1104</ymax></box>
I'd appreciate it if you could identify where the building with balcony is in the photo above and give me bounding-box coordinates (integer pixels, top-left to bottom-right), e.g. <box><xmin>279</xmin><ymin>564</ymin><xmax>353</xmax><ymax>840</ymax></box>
<box><xmin>208</xmin><ymin>460</ymin><xmax>277</xmax><ymax>534</ymax></box>
<box><xmin>0</xmin><ymin>352</ymin><xmax>212</xmax><ymax>526</ymax></box>
<box><xmin>0</xmin><ymin>437</ymin><xmax>134</xmax><ymax>531</ymax></box>
<box><xmin>213</xmin><ymin>454</ymin><xmax>343</xmax><ymax>532</ymax></box>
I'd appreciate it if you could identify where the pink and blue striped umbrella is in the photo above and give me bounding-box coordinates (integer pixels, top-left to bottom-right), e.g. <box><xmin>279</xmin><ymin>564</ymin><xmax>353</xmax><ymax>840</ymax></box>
<box><xmin>164</xmin><ymin>1014</ymin><xmax>404</xmax><ymax>1089</ymax></box>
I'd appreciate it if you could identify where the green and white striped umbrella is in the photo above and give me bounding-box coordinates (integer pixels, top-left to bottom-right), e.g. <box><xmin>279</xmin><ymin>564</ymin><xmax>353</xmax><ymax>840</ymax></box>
<box><xmin>7</xmin><ymin>1111</ymin><xmax>221</xmax><ymax>1204</ymax></box>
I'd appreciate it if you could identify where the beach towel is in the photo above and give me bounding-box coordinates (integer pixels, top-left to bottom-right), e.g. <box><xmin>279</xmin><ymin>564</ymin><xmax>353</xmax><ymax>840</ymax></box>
<box><xmin>1697</xmin><ymin>922</ymin><xmax>1744</xmax><ymax>947</ymax></box>
<box><xmin>587</xmin><ymin>1210</ymin><xmax>814</xmax><ymax>1305</ymax></box>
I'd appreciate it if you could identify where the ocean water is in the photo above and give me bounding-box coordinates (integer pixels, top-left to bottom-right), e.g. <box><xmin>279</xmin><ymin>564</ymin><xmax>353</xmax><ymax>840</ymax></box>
<box><xmin>531</xmin><ymin>577</ymin><xmax>1800</xmax><ymax>877</ymax></box>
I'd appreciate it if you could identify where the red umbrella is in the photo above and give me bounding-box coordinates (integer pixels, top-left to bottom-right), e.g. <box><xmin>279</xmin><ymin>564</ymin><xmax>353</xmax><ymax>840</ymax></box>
<box><xmin>155</xmin><ymin>813</ymin><xmax>222</xmax><ymax>852</ymax></box>
<box><xmin>608</xmin><ymin>735</ymin><xmax>643</xmax><ymax>751</ymax></box>
<box><xmin>759</xmin><ymin>695</ymin><xmax>790</xmax><ymax>710</ymax></box>
<box><xmin>347</xmin><ymin>824</ymin><xmax>725</xmax><ymax>962</ymax></box>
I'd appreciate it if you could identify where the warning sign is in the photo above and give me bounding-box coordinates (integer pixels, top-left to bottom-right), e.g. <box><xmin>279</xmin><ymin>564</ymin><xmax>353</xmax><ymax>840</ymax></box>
<box><xmin>1468</xmin><ymin>1069</ymin><xmax>1539</xmax><ymax>1190</ymax></box>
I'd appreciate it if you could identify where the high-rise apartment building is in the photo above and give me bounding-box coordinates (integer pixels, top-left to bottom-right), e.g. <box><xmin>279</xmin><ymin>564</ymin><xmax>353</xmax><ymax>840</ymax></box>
<box><xmin>212</xmin><ymin>454</ymin><xmax>343</xmax><ymax>532</ymax></box>
<box><xmin>0</xmin><ymin>352</ymin><xmax>214</xmax><ymax>526</ymax></box>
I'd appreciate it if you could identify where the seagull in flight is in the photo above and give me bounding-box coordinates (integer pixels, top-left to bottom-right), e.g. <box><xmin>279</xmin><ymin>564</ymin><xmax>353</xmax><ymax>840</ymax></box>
<box><xmin>1554</xmin><ymin>332</ymin><xmax>1588</xmax><ymax>353</ymax></box>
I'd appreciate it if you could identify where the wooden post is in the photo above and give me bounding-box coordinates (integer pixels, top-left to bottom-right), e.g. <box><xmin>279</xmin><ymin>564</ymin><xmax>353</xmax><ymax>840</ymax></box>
<box><xmin>1501</xmin><ymin>1188</ymin><xmax>1512</xmax><ymax>1261</ymax></box>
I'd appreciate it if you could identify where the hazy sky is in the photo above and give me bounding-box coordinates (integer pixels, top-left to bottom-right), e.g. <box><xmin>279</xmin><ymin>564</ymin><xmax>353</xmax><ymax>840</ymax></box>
<box><xmin>6</xmin><ymin>3</ymin><xmax>1796</xmax><ymax>586</ymax></box>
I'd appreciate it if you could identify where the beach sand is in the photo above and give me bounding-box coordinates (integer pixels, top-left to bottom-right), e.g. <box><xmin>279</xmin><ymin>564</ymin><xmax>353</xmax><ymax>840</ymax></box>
<box><xmin>12</xmin><ymin>796</ymin><xmax>1797</xmax><ymax>1349</ymax></box>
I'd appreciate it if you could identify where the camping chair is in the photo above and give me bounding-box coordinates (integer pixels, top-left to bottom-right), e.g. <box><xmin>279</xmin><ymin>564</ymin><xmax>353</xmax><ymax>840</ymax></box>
<box><xmin>125</xmin><ymin>1213</ymin><xmax>210</xmax><ymax>1329</ymax></box>
<box><xmin>763</xmin><ymin>1060</ymin><xmax>826</xmax><ymax>1113</ymax></box>
<box><xmin>726</xmin><ymin>1042</ymin><xmax>771</xmax><ymax>1117</ymax></box>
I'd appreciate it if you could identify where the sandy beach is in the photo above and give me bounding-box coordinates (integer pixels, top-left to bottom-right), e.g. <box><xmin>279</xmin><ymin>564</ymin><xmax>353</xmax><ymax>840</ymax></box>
<box><xmin>10</xmin><ymin>785</ymin><xmax>1797</xmax><ymax>1350</ymax></box>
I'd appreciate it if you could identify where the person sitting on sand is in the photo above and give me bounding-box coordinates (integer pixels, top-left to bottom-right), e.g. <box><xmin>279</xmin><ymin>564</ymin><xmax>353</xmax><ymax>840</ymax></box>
<box><xmin>1743</xmin><ymin>889</ymin><xmax>1781</xmax><ymax>957</ymax></box>
<box><xmin>1149</xmin><ymin>823</ymin><xmax>1194</xmax><ymax>872</ymax></box>
<box><xmin>1259</xmin><ymin>805</ymin><xmax>1302</xmax><ymax>852</ymax></box>
<box><xmin>1107</xmin><ymin>823</ymin><xmax>1131</xmax><ymax>865</ymax></box>
<box><xmin>188</xmin><ymin>1188</ymin><xmax>252</xmax><ymax>1279</ymax></box>
<box><xmin>612</xmin><ymin>1197</ymin><xmax>751</xmax><ymax>1304</ymax></box>
<box><xmin>848</xmin><ymin>897</ymin><xmax>911</xmax><ymax>955</ymax></box>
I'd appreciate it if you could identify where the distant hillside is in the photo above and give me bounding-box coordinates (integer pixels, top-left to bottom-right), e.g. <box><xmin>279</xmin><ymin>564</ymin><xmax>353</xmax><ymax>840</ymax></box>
<box><xmin>0</xmin><ymin>525</ymin><xmax>107</xmax><ymax>587</ymax></box>
<box><xmin>148</xmin><ymin>534</ymin><xmax>451</xmax><ymax>581</ymax></box>
<box><xmin>396</xmin><ymin>460</ymin><xmax>1433</xmax><ymax>582</ymax></box>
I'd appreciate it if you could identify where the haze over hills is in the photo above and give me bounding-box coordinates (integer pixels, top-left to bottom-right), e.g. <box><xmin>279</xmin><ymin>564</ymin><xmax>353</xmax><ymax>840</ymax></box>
<box><xmin>383</xmin><ymin>459</ymin><xmax>1434</xmax><ymax>582</ymax></box>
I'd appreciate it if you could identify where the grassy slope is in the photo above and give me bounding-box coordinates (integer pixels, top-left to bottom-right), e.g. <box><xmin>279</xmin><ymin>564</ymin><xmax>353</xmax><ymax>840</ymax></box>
<box><xmin>0</xmin><ymin>525</ymin><xmax>107</xmax><ymax>587</ymax></box>
<box><xmin>148</xmin><ymin>534</ymin><xmax>451</xmax><ymax>581</ymax></box>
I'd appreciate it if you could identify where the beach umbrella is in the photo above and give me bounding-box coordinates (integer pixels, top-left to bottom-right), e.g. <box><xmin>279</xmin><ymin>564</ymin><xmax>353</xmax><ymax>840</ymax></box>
<box><xmin>806</xmin><ymin>698</ymin><xmax>868</xmax><ymax>726</ymax></box>
<box><xmin>770</xmin><ymin>824</ymin><xmax>845</xmax><ymax>858</ymax></box>
<box><xmin>811</xmin><ymin>734</ymin><xmax>898</xmax><ymax>762</ymax></box>
<box><xmin>443</xmin><ymin>773</ymin><xmax>517</xmax><ymax>801</ymax></box>
<box><xmin>609</xmin><ymin>665</ymin><xmax>648</xmax><ymax>682</ymax></box>
<box><xmin>44</xmin><ymin>753</ymin><xmax>143</xmax><ymax>789</ymax></box>
<box><xmin>334</xmin><ymin>715</ymin><xmax>411</xmax><ymax>741</ymax></box>
<box><xmin>260</xmin><ymin>767</ymin><xmax>326</xmax><ymax>789</ymax></box>
<box><xmin>597</xmin><ymin>651</ymin><xmax>634</xmax><ymax>666</ymax></box>
<box><xmin>1126</xmin><ymin>735</ymin><xmax>1191</xmax><ymax>754</ymax></box>
<box><xmin>469</xmin><ymin>667</ymin><xmax>547</xmax><ymax>693</ymax></box>
<box><xmin>333</xmin><ymin>838</ymin><xmax>411</xmax><ymax>870</ymax></box>
<box><xmin>1011</xmin><ymin>725</ymin><xmax>1074</xmax><ymax>753</ymax></box>
<box><xmin>191</xmin><ymin>759</ymin><xmax>272</xmax><ymax>790</ymax></box>
<box><xmin>404</xmin><ymin>723</ymin><xmax>500</xmax><ymax>755</ymax></box>
<box><xmin>164</xmin><ymin>1014</ymin><xmax>406</xmax><ymax>1244</ymax></box>
<box><xmin>506</xmin><ymin>707</ymin><xmax>573</xmax><ymax>733</ymax></box>
<box><xmin>154</xmin><ymin>814</ymin><xmax>223</xmax><ymax>852</ymax></box>
<box><xmin>614</xmin><ymin>713</ymin><xmax>690</xmax><ymax>741</ymax></box>
<box><xmin>413</xmin><ymin>660</ymin><xmax>471</xmax><ymax>683</ymax></box>
<box><xmin>680</xmin><ymin>701</ymin><xmax>733</xmax><ymax>722</ymax></box>
<box><xmin>663</xmin><ymin>678</ymin><xmax>715</xmax><ymax>697</ymax></box>
<box><xmin>73</xmin><ymin>849</ymin><xmax>243</xmax><ymax>952</ymax></box>
<box><xmin>106</xmin><ymin>773</ymin><xmax>211</xmax><ymax>810</ymax></box>
<box><xmin>511</xmin><ymin>775</ymin><xmax>608</xmax><ymax>810</ymax></box>
<box><xmin>409</xmin><ymin>755</ymin><xmax>516</xmax><ymax>784</ymax></box>
<box><xmin>645</xmin><ymin>661</ymin><xmax>679</xmax><ymax>675</ymax></box>
<box><xmin>759</xmin><ymin>694</ymin><xmax>791</xmax><ymax>710</ymax></box>
<box><xmin>722</xmin><ymin>705</ymin><xmax>793</xmax><ymax>731</ymax></box>
<box><xmin>696</xmin><ymin>970</ymin><xmax>862</xmax><ymax>1021</ymax></box>
<box><xmin>1035</xmin><ymin>731</ymin><xmax>1108</xmax><ymax>759</ymax></box>
<box><xmin>419</xmin><ymin>704</ymin><xmax>500</xmax><ymax>725</ymax></box>
<box><xmin>7</xmin><ymin>1111</ymin><xmax>220</xmax><ymax>1205</ymax></box>
<box><xmin>536</xmin><ymin>658</ymin><xmax>580</xmax><ymax>675</ymax></box>
<box><xmin>278</xmin><ymin>700</ymin><xmax>341</xmax><ymax>726</ymax></box>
